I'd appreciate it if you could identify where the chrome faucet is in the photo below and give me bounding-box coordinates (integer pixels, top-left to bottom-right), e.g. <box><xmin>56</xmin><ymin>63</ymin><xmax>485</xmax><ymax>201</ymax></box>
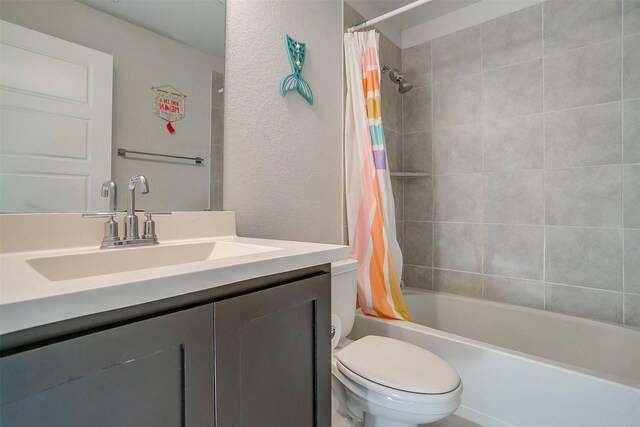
<box><xmin>124</xmin><ymin>175</ymin><xmax>149</xmax><ymax>240</ymax></box>
<box><xmin>83</xmin><ymin>175</ymin><xmax>170</xmax><ymax>248</ymax></box>
<box><xmin>101</xmin><ymin>180</ymin><xmax>117</xmax><ymax>211</ymax></box>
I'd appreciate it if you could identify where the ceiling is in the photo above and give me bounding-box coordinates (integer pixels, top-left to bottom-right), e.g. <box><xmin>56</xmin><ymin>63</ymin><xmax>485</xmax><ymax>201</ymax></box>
<box><xmin>80</xmin><ymin>0</ymin><xmax>225</xmax><ymax>59</ymax></box>
<box><xmin>346</xmin><ymin>0</ymin><xmax>480</xmax><ymax>33</ymax></box>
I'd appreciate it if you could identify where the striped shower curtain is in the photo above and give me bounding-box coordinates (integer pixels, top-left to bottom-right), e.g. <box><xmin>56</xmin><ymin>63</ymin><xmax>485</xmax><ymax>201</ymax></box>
<box><xmin>344</xmin><ymin>30</ymin><xmax>409</xmax><ymax>321</ymax></box>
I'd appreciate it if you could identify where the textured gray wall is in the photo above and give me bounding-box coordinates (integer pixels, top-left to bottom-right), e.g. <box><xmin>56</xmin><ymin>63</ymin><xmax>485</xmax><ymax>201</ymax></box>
<box><xmin>396</xmin><ymin>0</ymin><xmax>640</xmax><ymax>326</ymax></box>
<box><xmin>224</xmin><ymin>0</ymin><xmax>344</xmax><ymax>244</ymax></box>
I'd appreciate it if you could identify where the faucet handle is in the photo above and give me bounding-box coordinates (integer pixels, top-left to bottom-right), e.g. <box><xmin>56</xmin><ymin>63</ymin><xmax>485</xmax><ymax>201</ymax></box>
<box><xmin>82</xmin><ymin>213</ymin><xmax>120</xmax><ymax>247</ymax></box>
<box><xmin>142</xmin><ymin>212</ymin><xmax>171</xmax><ymax>240</ymax></box>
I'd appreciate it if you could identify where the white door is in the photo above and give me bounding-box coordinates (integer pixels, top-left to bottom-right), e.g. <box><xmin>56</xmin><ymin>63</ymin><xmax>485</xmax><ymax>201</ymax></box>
<box><xmin>0</xmin><ymin>20</ymin><xmax>113</xmax><ymax>212</ymax></box>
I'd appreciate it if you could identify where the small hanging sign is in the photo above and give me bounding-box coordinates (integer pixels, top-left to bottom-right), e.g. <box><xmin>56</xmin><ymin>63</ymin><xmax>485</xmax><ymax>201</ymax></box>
<box><xmin>152</xmin><ymin>85</ymin><xmax>186</xmax><ymax>134</ymax></box>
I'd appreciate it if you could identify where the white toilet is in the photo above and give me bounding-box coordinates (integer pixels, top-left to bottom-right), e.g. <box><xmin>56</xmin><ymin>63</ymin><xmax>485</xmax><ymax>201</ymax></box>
<box><xmin>331</xmin><ymin>260</ymin><xmax>463</xmax><ymax>427</ymax></box>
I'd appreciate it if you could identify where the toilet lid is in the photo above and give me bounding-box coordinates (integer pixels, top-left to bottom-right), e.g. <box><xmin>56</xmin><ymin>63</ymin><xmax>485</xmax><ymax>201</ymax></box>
<box><xmin>335</xmin><ymin>335</ymin><xmax>460</xmax><ymax>394</ymax></box>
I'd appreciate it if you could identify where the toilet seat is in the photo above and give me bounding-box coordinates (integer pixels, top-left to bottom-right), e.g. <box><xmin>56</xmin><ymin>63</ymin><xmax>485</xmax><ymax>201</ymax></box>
<box><xmin>332</xmin><ymin>355</ymin><xmax>463</xmax><ymax>425</ymax></box>
<box><xmin>335</xmin><ymin>335</ymin><xmax>460</xmax><ymax>395</ymax></box>
<box><xmin>336</xmin><ymin>359</ymin><xmax>462</xmax><ymax>405</ymax></box>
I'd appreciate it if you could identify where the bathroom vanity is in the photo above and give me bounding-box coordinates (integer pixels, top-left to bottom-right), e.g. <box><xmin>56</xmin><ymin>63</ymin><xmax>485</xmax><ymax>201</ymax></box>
<box><xmin>0</xmin><ymin>212</ymin><xmax>349</xmax><ymax>426</ymax></box>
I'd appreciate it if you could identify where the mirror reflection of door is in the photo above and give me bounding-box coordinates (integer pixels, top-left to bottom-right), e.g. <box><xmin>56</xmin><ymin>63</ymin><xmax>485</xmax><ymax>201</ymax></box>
<box><xmin>0</xmin><ymin>21</ymin><xmax>113</xmax><ymax>213</ymax></box>
<box><xmin>0</xmin><ymin>0</ymin><xmax>225</xmax><ymax>213</ymax></box>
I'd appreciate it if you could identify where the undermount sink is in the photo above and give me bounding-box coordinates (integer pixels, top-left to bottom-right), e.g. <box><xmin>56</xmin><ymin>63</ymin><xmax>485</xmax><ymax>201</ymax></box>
<box><xmin>27</xmin><ymin>241</ymin><xmax>280</xmax><ymax>281</ymax></box>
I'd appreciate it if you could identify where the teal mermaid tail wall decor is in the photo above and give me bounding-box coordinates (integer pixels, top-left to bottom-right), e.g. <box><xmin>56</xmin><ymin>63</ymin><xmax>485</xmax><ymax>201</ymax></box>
<box><xmin>280</xmin><ymin>34</ymin><xmax>313</xmax><ymax>105</ymax></box>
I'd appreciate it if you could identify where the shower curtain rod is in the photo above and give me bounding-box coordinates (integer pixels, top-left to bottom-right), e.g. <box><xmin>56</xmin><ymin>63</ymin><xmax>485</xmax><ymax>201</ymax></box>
<box><xmin>347</xmin><ymin>0</ymin><xmax>436</xmax><ymax>33</ymax></box>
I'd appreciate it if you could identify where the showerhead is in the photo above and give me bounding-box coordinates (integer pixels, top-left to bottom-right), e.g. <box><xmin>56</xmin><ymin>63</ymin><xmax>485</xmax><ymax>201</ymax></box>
<box><xmin>398</xmin><ymin>80</ymin><xmax>413</xmax><ymax>94</ymax></box>
<box><xmin>381</xmin><ymin>65</ymin><xmax>413</xmax><ymax>94</ymax></box>
<box><xmin>387</xmin><ymin>68</ymin><xmax>404</xmax><ymax>84</ymax></box>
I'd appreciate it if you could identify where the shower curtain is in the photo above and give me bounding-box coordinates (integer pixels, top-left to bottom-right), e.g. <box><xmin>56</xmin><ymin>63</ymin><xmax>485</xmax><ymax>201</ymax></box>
<box><xmin>344</xmin><ymin>30</ymin><xmax>409</xmax><ymax>321</ymax></box>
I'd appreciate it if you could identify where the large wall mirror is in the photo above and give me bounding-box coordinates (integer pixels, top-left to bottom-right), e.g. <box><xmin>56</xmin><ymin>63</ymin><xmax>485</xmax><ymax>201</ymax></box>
<box><xmin>0</xmin><ymin>0</ymin><xmax>225</xmax><ymax>212</ymax></box>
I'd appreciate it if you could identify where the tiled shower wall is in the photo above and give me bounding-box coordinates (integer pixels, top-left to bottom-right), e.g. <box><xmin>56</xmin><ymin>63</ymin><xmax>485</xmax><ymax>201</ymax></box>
<box><xmin>399</xmin><ymin>0</ymin><xmax>640</xmax><ymax>327</ymax></box>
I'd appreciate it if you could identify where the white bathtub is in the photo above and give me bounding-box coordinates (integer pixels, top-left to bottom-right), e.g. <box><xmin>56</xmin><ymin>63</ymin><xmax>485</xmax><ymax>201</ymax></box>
<box><xmin>349</xmin><ymin>289</ymin><xmax>640</xmax><ymax>427</ymax></box>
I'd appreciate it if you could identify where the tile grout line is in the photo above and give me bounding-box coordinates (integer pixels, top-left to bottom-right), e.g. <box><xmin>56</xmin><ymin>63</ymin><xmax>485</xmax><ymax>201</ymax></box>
<box><xmin>428</xmin><ymin>162</ymin><xmax>640</xmax><ymax>178</ymax></box>
<box><xmin>621</xmin><ymin>0</ymin><xmax>626</xmax><ymax>324</ymax></box>
<box><xmin>410</xmin><ymin>265</ymin><xmax>631</xmax><ymax>296</ymax></box>
<box><xmin>407</xmin><ymin>96</ymin><xmax>639</xmax><ymax>139</ymax></box>
<box><xmin>429</xmin><ymin>40</ymin><xmax>435</xmax><ymax>290</ymax></box>
<box><xmin>403</xmin><ymin>219</ymin><xmax>640</xmax><ymax>232</ymax></box>
<box><xmin>542</xmin><ymin>0</ymin><xmax>546</xmax><ymax>311</ymax></box>
<box><xmin>480</xmin><ymin>21</ymin><xmax>486</xmax><ymax>299</ymax></box>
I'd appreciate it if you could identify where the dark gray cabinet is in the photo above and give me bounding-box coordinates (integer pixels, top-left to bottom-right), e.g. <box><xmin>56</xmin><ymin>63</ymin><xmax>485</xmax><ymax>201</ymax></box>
<box><xmin>0</xmin><ymin>305</ymin><xmax>214</xmax><ymax>427</ymax></box>
<box><xmin>0</xmin><ymin>269</ymin><xmax>331</xmax><ymax>427</ymax></box>
<box><xmin>214</xmin><ymin>274</ymin><xmax>331</xmax><ymax>427</ymax></box>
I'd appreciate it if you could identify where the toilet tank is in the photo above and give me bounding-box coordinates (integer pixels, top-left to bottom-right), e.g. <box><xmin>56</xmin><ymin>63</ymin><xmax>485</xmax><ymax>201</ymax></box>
<box><xmin>331</xmin><ymin>259</ymin><xmax>358</xmax><ymax>338</ymax></box>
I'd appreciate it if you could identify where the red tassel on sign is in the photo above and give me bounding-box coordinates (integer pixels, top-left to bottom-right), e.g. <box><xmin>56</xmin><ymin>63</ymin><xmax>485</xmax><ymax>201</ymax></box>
<box><xmin>166</xmin><ymin>122</ymin><xmax>175</xmax><ymax>134</ymax></box>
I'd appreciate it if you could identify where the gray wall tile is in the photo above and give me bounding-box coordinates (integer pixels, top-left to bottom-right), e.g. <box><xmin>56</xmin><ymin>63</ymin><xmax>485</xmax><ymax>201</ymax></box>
<box><xmin>624</xmin><ymin>34</ymin><xmax>640</xmax><ymax>99</ymax></box>
<box><xmin>483</xmin><ymin>171</ymin><xmax>544</xmax><ymax>224</ymax></box>
<box><xmin>434</xmin><ymin>223</ymin><xmax>483</xmax><ymax>272</ymax></box>
<box><xmin>433</xmin><ymin>269</ymin><xmax>483</xmax><ymax>297</ymax></box>
<box><xmin>391</xmin><ymin>177</ymin><xmax>403</xmax><ymax>220</ymax></box>
<box><xmin>483</xmin><ymin>115</ymin><xmax>543</xmax><ymax>172</ymax></box>
<box><xmin>381</xmin><ymin>80</ymin><xmax>402</xmax><ymax>132</ymax></box>
<box><xmin>404</xmin><ymin>221</ymin><xmax>433</xmax><ymax>266</ymax></box>
<box><xmin>384</xmin><ymin>128</ymin><xmax>402</xmax><ymax>172</ymax></box>
<box><xmin>403</xmin><ymin>42</ymin><xmax>432</xmax><ymax>88</ymax></box>
<box><xmin>210</xmin><ymin>144</ymin><xmax>224</xmax><ymax>183</ymax></box>
<box><xmin>625</xmin><ymin>293</ymin><xmax>640</xmax><ymax>327</ymax></box>
<box><xmin>483</xmin><ymin>59</ymin><xmax>543</xmax><ymax>119</ymax></box>
<box><xmin>544</xmin><ymin>39</ymin><xmax>622</xmax><ymax>111</ymax></box>
<box><xmin>624</xmin><ymin>99</ymin><xmax>640</xmax><ymax>163</ymax></box>
<box><xmin>544</xmin><ymin>0</ymin><xmax>622</xmax><ymax>54</ymax></box>
<box><xmin>624</xmin><ymin>164</ymin><xmax>640</xmax><ymax>228</ymax></box>
<box><xmin>625</xmin><ymin>0</ymin><xmax>640</xmax><ymax>36</ymax></box>
<box><xmin>432</xmin><ymin>124</ymin><xmax>482</xmax><ymax>175</ymax></box>
<box><xmin>433</xmin><ymin>74</ymin><xmax>482</xmax><ymax>128</ymax></box>
<box><xmin>403</xmin><ymin>85</ymin><xmax>432</xmax><ymax>133</ymax></box>
<box><xmin>434</xmin><ymin>174</ymin><xmax>483</xmax><ymax>222</ymax></box>
<box><xmin>403</xmin><ymin>131</ymin><xmax>432</xmax><ymax>173</ymax></box>
<box><xmin>396</xmin><ymin>220</ymin><xmax>404</xmax><ymax>250</ymax></box>
<box><xmin>482</xmin><ymin>276</ymin><xmax>544</xmax><ymax>309</ymax></box>
<box><xmin>545</xmin><ymin>283</ymin><xmax>623</xmax><ymax>323</ymax></box>
<box><xmin>211</xmin><ymin>108</ymin><xmax>224</xmax><ymax>146</ymax></box>
<box><xmin>482</xmin><ymin>4</ymin><xmax>542</xmax><ymax>71</ymax></box>
<box><xmin>433</xmin><ymin>26</ymin><xmax>482</xmax><ymax>83</ymax></box>
<box><xmin>625</xmin><ymin>229</ymin><xmax>640</xmax><ymax>294</ymax></box>
<box><xmin>546</xmin><ymin>226</ymin><xmax>623</xmax><ymax>291</ymax></box>
<box><xmin>210</xmin><ymin>181</ymin><xmax>223</xmax><ymax>211</ymax></box>
<box><xmin>403</xmin><ymin>265</ymin><xmax>432</xmax><ymax>289</ymax></box>
<box><xmin>379</xmin><ymin>32</ymin><xmax>401</xmax><ymax>70</ymax></box>
<box><xmin>545</xmin><ymin>102</ymin><xmax>622</xmax><ymax>168</ymax></box>
<box><xmin>211</xmin><ymin>72</ymin><xmax>224</xmax><ymax>110</ymax></box>
<box><xmin>545</xmin><ymin>165</ymin><xmax>622</xmax><ymax>227</ymax></box>
<box><xmin>404</xmin><ymin>177</ymin><xmax>432</xmax><ymax>221</ymax></box>
<box><xmin>484</xmin><ymin>224</ymin><xmax>544</xmax><ymax>280</ymax></box>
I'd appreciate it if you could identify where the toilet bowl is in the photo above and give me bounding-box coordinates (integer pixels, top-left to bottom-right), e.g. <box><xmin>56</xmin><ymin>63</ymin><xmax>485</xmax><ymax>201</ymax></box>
<box><xmin>331</xmin><ymin>260</ymin><xmax>462</xmax><ymax>427</ymax></box>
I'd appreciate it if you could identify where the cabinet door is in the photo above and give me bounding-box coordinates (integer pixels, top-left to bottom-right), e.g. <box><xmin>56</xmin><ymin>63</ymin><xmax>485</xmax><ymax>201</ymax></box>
<box><xmin>214</xmin><ymin>273</ymin><xmax>331</xmax><ymax>427</ymax></box>
<box><xmin>0</xmin><ymin>305</ymin><xmax>214</xmax><ymax>427</ymax></box>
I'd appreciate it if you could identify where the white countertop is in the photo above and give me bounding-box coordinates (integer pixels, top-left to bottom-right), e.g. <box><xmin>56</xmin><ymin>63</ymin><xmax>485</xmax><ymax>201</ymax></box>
<box><xmin>0</xmin><ymin>231</ymin><xmax>349</xmax><ymax>336</ymax></box>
